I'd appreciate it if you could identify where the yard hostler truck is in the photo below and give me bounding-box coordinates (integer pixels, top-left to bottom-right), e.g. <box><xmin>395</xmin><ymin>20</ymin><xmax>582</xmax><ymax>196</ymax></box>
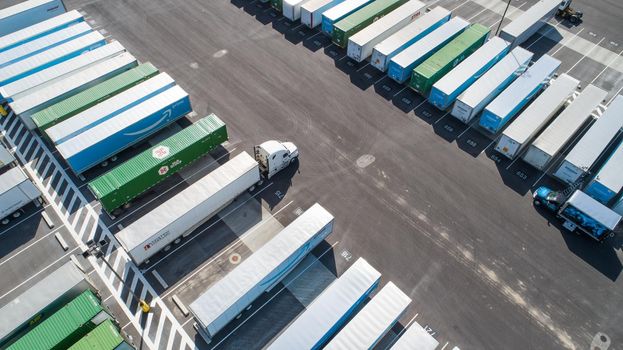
<box><xmin>533</xmin><ymin>187</ymin><xmax>622</xmax><ymax>241</ymax></box>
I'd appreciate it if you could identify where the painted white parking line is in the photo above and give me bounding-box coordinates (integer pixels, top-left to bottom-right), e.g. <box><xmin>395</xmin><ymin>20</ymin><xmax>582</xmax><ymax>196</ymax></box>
<box><xmin>525</xmin><ymin>20</ymin><xmax>562</xmax><ymax>50</ymax></box>
<box><xmin>566</xmin><ymin>37</ymin><xmax>606</xmax><ymax>73</ymax></box>
<box><xmin>451</xmin><ymin>0</ymin><xmax>470</xmax><ymax>12</ymax></box>
<box><xmin>591</xmin><ymin>48</ymin><xmax>623</xmax><ymax>84</ymax></box>
<box><xmin>153</xmin><ymin>312</ymin><xmax>167</xmax><ymax>344</ymax></box>
<box><xmin>607</xmin><ymin>86</ymin><xmax>623</xmax><ymax>104</ymax></box>
<box><xmin>467</xmin><ymin>7</ymin><xmax>489</xmax><ymax>22</ymax></box>
<box><xmin>166</xmin><ymin>326</ymin><xmax>177</xmax><ymax>350</ymax></box>
<box><xmin>0</xmin><ymin>224</ymin><xmax>65</xmax><ymax>268</ymax></box>
<box><xmin>382</xmin><ymin>314</ymin><xmax>419</xmax><ymax>350</ymax></box>
<box><xmin>126</xmin><ymin>274</ymin><xmax>140</xmax><ymax>306</ymax></box>
<box><xmin>434</xmin><ymin>112</ymin><xmax>450</xmax><ymax>125</ymax></box>
<box><xmin>552</xmin><ymin>28</ymin><xmax>584</xmax><ymax>56</ymax></box>
<box><xmin>490</xmin><ymin>1</ymin><xmax>527</xmax><ymax>29</ymax></box>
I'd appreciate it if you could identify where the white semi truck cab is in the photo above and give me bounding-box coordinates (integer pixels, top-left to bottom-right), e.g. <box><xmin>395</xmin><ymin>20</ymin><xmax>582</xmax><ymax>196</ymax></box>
<box><xmin>254</xmin><ymin>140</ymin><xmax>298</xmax><ymax>179</ymax></box>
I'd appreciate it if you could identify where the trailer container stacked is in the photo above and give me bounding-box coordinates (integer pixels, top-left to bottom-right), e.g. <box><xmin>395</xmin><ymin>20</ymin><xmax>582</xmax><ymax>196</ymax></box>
<box><xmin>321</xmin><ymin>0</ymin><xmax>374</xmax><ymax>36</ymax></box>
<box><xmin>301</xmin><ymin>0</ymin><xmax>345</xmax><ymax>28</ymax></box>
<box><xmin>0</xmin><ymin>167</ymin><xmax>41</xmax><ymax>223</ymax></box>
<box><xmin>191</xmin><ymin>203</ymin><xmax>334</xmax><ymax>342</ymax></box>
<box><xmin>585</xmin><ymin>140</ymin><xmax>623</xmax><ymax>205</ymax></box>
<box><xmin>499</xmin><ymin>0</ymin><xmax>560</xmax><ymax>48</ymax></box>
<box><xmin>88</xmin><ymin>114</ymin><xmax>228</xmax><ymax>213</ymax></box>
<box><xmin>390</xmin><ymin>320</ymin><xmax>439</xmax><ymax>350</ymax></box>
<box><xmin>553</xmin><ymin>95</ymin><xmax>623</xmax><ymax>184</ymax></box>
<box><xmin>410</xmin><ymin>23</ymin><xmax>490</xmax><ymax>96</ymax></box>
<box><xmin>522</xmin><ymin>85</ymin><xmax>608</xmax><ymax>170</ymax></box>
<box><xmin>495</xmin><ymin>74</ymin><xmax>579</xmax><ymax>159</ymax></box>
<box><xmin>0</xmin><ymin>0</ymin><xmax>67</xmax><ymax>37</ymax></box>
<box><xmin>267</xmin><ymin>258</ymin><xmax>381</xmax><ymax>350</ymax></box>
<box><xmin>0</xmin><ymin>10</ymin><xmax>83</xmax><ymax>53</ymax></box>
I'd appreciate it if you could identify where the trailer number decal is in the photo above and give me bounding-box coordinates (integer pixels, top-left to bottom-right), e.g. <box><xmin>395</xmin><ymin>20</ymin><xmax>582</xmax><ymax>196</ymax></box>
<box><xmin>158</xmin><ymin>166</ymin><xmax>169</xmax><ymax>176</ymax></box>
<box><xmin>152</xmin><ymin>146</ymin><xmax>170</xmax><ymax>160</ymax></box>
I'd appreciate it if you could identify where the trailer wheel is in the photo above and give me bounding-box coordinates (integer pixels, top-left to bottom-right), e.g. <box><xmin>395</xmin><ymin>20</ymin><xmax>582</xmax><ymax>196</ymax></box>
<box><xmin>533</xmin><ymin>199</ymin><xmax>541</xmax><ymax>206</ymax></box>
<box><xmin>164</xmin><ymin>244</ymin><xmax>172</xmax><ymax>252</ymax></box>
<box><xmin>174</xmin><ymin>238</ymin><xmax>181</xmax><ymax>244</ymax></box>
<box><xmin>111</xmin><ymin>156</ymin><xmax>118</xmax><ymax>162</ymax></box>
<box><xmin>1</xmin><ymin>218</ymin><xmax>9</xmax><ymax>225</ymax></box>
<box><xmin>101</xmin><ymin>161</ymin><xmax>109</xmax><ymax>167</ymax></box>
<box><xmin>12</xmin><ymin>211</ymin><xmax>21</xmax><ymax>218</ymax></box>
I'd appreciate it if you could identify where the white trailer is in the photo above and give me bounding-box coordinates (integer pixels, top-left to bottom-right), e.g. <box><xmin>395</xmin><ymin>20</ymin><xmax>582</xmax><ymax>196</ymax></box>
<box><xmin>346</xmin><ymin>0</ymin><xmax>425</xmax><ymax>62</ymax></box>
<box><xmin>325</xmin><ymin>282</ymin><xmax>411</xmax><ymax>350</ymax></box>
<box><xmin>390</xmin><ymin>320</ymin><xmax>439</xmax><ymax>350</ymax></box>
<box><xmin>0</xmin><ymin>0</ymin><xmax>66</xmax><ymax>37</ymax></box>
<box><xmin>0</xmin><ymin>143</ymin><xmax>15</xmax><ymax>169</ymax></box>
<box><xmin>371</xmin><ymin>6</ymin><xmax>450</xmax><ymax>72</ymax></box>
<box><xmin>495</xmin><ymin>74</ymin><xmax>578</xmax><ymax>159</ymax></box>
<box><xmin>585</xmin><ymin>140</ymin><xmax>623</xmax><ymax>205</ymax></box>
<box><xmin>429</xmin><ymin>36</ymin><xmax>510</xmax><ymax>110</ymax></box>
<box><xmin>612</xmin><ymin>196</ymin><xmax>623</xmax><ymax>216</ymax></box>
<box><xmin>499</xmin><ymin>0</ymin><xmax>560</xmax><ymax>48</ymax></box>
<box><xmin>301</xmin><ymin>0</ymin><xmax>345</xmax><ymax>28</ymax></box>
<box><xmin>554</xmin><ymin>95</ymin><xmax>623</xmax><ymax>184</ymax></box>
<box><xmin>0</xmin><ymin>167</ymin><xmax>41</xmax><ymax>223</ymax></box>
<box><xmin>10</xmin><ymin>52</ymin><xmax>137</xmax><ymax>130</ymax></box>
<box><xmin>283</xmin><ymin>0</ymin><xmax>314</xmax><ymax>20</ymax></box>
<box><xmin>0</xmin><ymin>10</ymin><xmax>83</xmax><ymax>53</ymax></box>
<box><xmin>522</xmin><ymin>84</ymin><xmax>607</xmax><ymax>170</ymax></box>
<box><xmin>0</xmin><ymin>42</ymin><xmax>126</xmax><ymax>101</ymax></box>
<box><xmin>0</xmin><ymin>261</ymin><xmax>94</xmax><ymax>347</ymax></box>
<box><xmin>46</xmin><ymin>73</ymin><xmax>175</xmax><ymax>145</ymax></box>
<box><xmin>190</xmin><ymin>203</ymin><xmax>334</xmax><ymax>343</ymax></box>
<box><xmin>267</xmin><ymin>258</ymin><xmax>381</xmax><ymax>350</ymax></box>
<box><xmin>116</xmin><ymin>152</ymin><xmax>261</xmax><ymax>266</ymax></box>
<box><xmin>321</xmin><ymin>0</ymin><xmax>374</xmax><ymax>36</ymax></box>
<box><xmin>451</xmin><ymin>46</ymin><xmax>533</xmax><ymax>124</ymax></box>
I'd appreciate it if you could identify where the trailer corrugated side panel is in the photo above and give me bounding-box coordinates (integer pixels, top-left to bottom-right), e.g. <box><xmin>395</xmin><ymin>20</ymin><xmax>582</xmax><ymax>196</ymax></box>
<box><xmin>0</xmin><ymin>167</ymin><xmax>41</xmax><ymax>220</ymax></box>
<box><xmin>321</xmin><ymin>0</ymin><xmax>373</xmax><ymax>35</ymax></box>
<box><xmin>429</xmin><ymin>36</ymin><xmax>509</xmax><ymax>110</ymax></box>
<box><xmin>6</xmin><ymin>291</ymin><xmax>107</xmax><ymax>350</ymax></box>
<box><xmin>46</xmin><ymin>72</ymin><xmax>175</xmax><ymax>145</ymax></box>
<box><xmin>410</xmin><ymin>24</ymin><xmax>490</xmax><ymax>96</ymax></box>
<box><xmin>0</xmin><ymin>42</ymin><xmax>126</xmax><ymax>101</ymax></box>
<box><xmin>267</xmin><ymin>258</ymin><xmax>381</xmax><ymax>350</ymax></box>
<box><xmin>32</xmin><ymin>62</ymin><xmax>159</xmax><ymax>131</ymax></box>
<box><xmin>0</xmin><ymin>143</ymin><xmax>15</xmax><ymax>168</ymax></box>
<box><xmin>0</xmin><ymin>0</ymin><xmax>67</xmax><ymax>37</ymax></box>
<box><xmin>0</xmin><ymin>31</ymin><xmax>106</xmax><ymax>86</ymax></box>
<box><xmin>495</xmin><ymin>74</ymin><xmax>578</xmax><ymax>159</ymax></box>
<box><xmin>554</xmin><ymin>95</ymin><xmax>623</xmax><ymax>184</ymax></box>
<box><xmin>332</xmin><ymin>0</ymin><xmax>409</xmax><ymax>48</ymax></box>
<box><xmin>371</xmin><ymin>7</ymin><xmax>450</xmax><ymax>72</ymax></box>
<box><xmin>499</xmin><ymin>0</ymin><xmax>559</xmax><ymax>48</ymax></box>
<box><xmin>388</xmin><ymin>17</ymin><xmax>469</xmax><ymax>84</ymax></box>
<box><xmin>585</xmin><ymin>140</ymin><xmax>623</xmax><ymax>204</ymax></box>
<box><xmin>0</xmin><ymin>10</ymin><xmax>83</xmax><ymax>53</ymax></box>
<box><xmin>67</xmin><ymin>320</ymin><xmax>127</xmax><ymax>350</ymax></box>
<box><xmin>450</xmin><ymin>46</ymin><xmax>533</xmax><ymax>123</ymax></box>
<box><xmin>301</xmin><ymin>0</ymin><xmax>345</xmax><ymax>28</ymax></box>
<box><xmin>522</xmin><ymin>84</ymin><xmax>607</xmax><ymax>170</ymax></box>
<box><xmin>390</xmin><ymin>321</ymin><xmax>439</xmax><ymax>350</ymax></box>
<box><xmin>325</xmin><ymin>282</ymin><xmax>411</xmax><ymax>349</ymax></box>
<box><xmin>191</xmin><ymin>204</ymin><xmax>334</xmax><ymax>340</ymax></box>
<box><xmin>346</xmin><ymin>0</ymin><xmax>425</xmax><ymax>62</ymax></box>
<box><xmin>58</xmin><ymin>86</ymin><xmax>191</xmax><ymax>175</ymax></box>
<box><xmin>88</xmin><ymin>114</ymin><xmax>228</xmax><ymax>213</ymax></box>
<box><xmin>116</xmin><ymin>152</ymin><xmax>261</xmax><ymax>265</ymax></box>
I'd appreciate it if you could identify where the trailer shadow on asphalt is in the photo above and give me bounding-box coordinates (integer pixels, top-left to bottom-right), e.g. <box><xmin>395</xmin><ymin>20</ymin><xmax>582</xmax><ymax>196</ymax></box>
<box><xmin>485</xmin><ymin>147</ymin><xmax>538</xmax><ymax>196</ymax></box>
<box><xmin>258</xmin><ymin>159</ymin><xmax>298</xmax><ymax>210</ymax></box>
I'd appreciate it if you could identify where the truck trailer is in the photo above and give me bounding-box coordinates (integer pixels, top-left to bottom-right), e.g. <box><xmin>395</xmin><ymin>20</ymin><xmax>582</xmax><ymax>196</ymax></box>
<box><xmin>479</xmin><ymin>54</ymin><xmax>560</xmax><ymax>134</ymax></box>
<box><xmin>370</xmin><ymin>6</ymin><xmax>450</xmax><ymax>72</ymax></box>
<box><xmin>32</xmin><ymin>61</ymin><xmax>158</xmax><ymax>131</ymax></box>
<box><xmin>429</xmin><ymin>36</ymin><xmax>509</xmax><ymax>110</ymax></box>
<box><xmin>495</xmin><ymin>73</ymin><xmax>579</xmax><ymax>159</ymax></box>
<box><xmin>116</xmin><ymin>152</ymin><xmax>261</xmax><ymax>266</ymax></box>
<box><xmin>301</xmin><ymin>0</ymin><xmax>346</xmax><ymax>28</ymax></box>
<box><xmin>190</xmin><ymin>203</ymin><xmax>334</xmax><ymax>343</ymax></box>
<box><xmin>522</xmin><ymin>84</ymin><xmax>607</xmax><ymax>170</ymax></box>
<box><xmin>390</xmin><ymin>320</ymin><xmax>439</xmax><ymax>350</ymax></box>
<box><xmin>283</xmin><ymin>0</ymin><xmax>315</xmax><ymax>20</ymax></box>
<box><xmin>67</xmin><ymin>319</ymin><xmax>131</xmax><ymax>350</ymax></box>
<box><xmin>584</xmin><ymin>140</ymin><xmax>623</xmax><ymax>205</ymax></box>
<box><xmin>553</xmin><ymin>95</ymin><xmax>623</xmax><ymax>184</ymax></box>
<box><xmin>321</xmin><ymin>0</ymin><xmax>374</xmax><ymax>36</ymax></box>
<box><xmin>88</xmin><ymin>114</ymin><xmax>228</xmax><ymax>214</ymax></box>
<box><xmin>0</xmin><ymin>10</ymin><xmax>83</xmax><ymax>53</ymax></box>
<box><xmin>346</xmin><ymin>0</ymin><xmax>425</xmax><ymax>62</ymax></box>
<box><xmin>0</xmin><ymin>167</ymin><xmax>41</xmax><ymax>224</ymax></box>
<box><xmin>267</xmin><ymin>258</ymin><xmax>381</xmax><ymax>350</ymax></box>
<box><xmin>410</xmin><ymin>23</ymin><xmax>490</xmax><ymax>96</ymax></box>
<box><xmin>0</xmin><ymin>0</ymin><xmax>67</xmax><ymax>37</ymax></box>
<box><xmin>499</xmin><ymin>0</ymin><xmax>560</xmax><ymax>48</ymax></box>
<box><xmin>388</xmin><ymin>17</ymin><xmax>469</xmax><ymax>84</ymax></box>
<box><xmin>325</xmin><ymin>282</ymin><xmax>411</xmax><ymax>350</ymax></box>
<box><xmin>0</xmin><ymin>143</ymin><xmax>15</xmax><ymax>169</ymax></box>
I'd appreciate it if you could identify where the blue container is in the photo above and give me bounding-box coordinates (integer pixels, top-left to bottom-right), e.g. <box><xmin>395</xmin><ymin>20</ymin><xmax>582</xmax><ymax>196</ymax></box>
<box><xmin>0</xmin><ymin>0</ymin><xmax>67</xmax><ymax>37</ymax></box>
<box><xmin>585</xmin><ymin>139</ymin><xmax>623</xmax><ymax>204</ymax></box>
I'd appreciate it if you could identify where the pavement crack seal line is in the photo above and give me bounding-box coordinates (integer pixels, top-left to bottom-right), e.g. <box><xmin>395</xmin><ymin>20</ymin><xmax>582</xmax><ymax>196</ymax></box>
<box><xmin>0</xmin><ymin>118</ymin><xmax>196</xmax><ymax>350</ymax></box>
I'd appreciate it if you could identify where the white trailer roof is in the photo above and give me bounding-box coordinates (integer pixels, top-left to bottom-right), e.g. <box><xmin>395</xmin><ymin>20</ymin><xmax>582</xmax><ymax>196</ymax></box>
<box><xmin>116</xmin><ymin>152</ymin><xmax>258</xmax><ymax>251</ymax></box>
<box><xmin>0</xmin><ymin>166</ymin><xmax>29</xmax><ymax>194</ymax></box>
<box><xmin>57</xmin><ymin>85</ymin><xmax>187</xmax><ymax>159</ymax></box>
<box><xmin>0</xmin><ymin>41</ymin><xmax>125</xmax><ymax>100</ymax></box>
<box><xmin>0</xmin><ymin>10</ymin><xmax>82</xmax><ymax>53</ymax></box>
<box><xmin>0</xmin><ymin>22</ymin><xmax>91</xmax><ymax>68</ymax></box>
<box><xmin>568</xmin><ymin>190</ymin><xmax>621</xmax><ymax>230</ymax></box>
<box><xmin>325</xmin><ymin>282</ymin><xmax>411</xmax><ymax>350</ymax></box>
<box><xmin>9</xmin><ymin>52</ymin><xmax>136</xmax><ymax>115</ymax></box>
<box><xmin>323</xmin><ymin>0</ymin><xmax>370</xmax><ymax>21</ymax></box>
<box><xmin>0</xmin><ymin>0</ymin><xmax>60</xmax><ymax>21</ymax></box>
<box><xmin>531</xmin><ymin>84</ymin><xmax>607</xmax><ymax>155</ymax></box>
<box><xmin>592</xmin><ymin>141</ymin><xmax>623</xmax><ymax>197</ymax></box>
<box><xmin>0</xmin><ymin>31</ymin><xmax>105</xmax><ymax>84</ymax></box>
<box><xmin>502</xmin><ymin>74</ymin><xmax>578</xmax><ymax>144</ymax></box>
<box><xmin>457</xmin><ymin>46</ymin><xmax>533</xmax><ymax>109</ymax></box>
<box><xmin>47</xmin><ymin>73</ymin><xmax>175</xmax><ymax>144</ymax></box>
<box><xmin>267</xmin><ymin>258</ymin><xmax>381</xmax><ymax>350</ymax></box>
<box><xmin>374</xmin><ymin>7</ymin><xmax>451</xmax><ymax>58</ymax></box>
<box><xmin>433</xmin><ymin>36</ymin><xmax>509</xmax><ymax>94</ymax></box>
<box><xmin>0</xmin><ymin>143</ymin><xmax>14</xmax><ymax>168</ymax></box>
<box><xmin>391</xmin><ymin>17</ymin><xmax>469</xmax><ymax>69</ymax></box>
<box><xmin>501</xmin><ymin>0</ymin><xmax>559</xmax><ymax>39</ymax></box>
<box><xmin>349</xmin><ymin>0</ymin><xmax>425</xmax><ymax>46</ymax></box>
<box><xmin>390</xmin><ymin>320</ymin><xmax>439</xmax><ymax>350</ymax></box>
<box><xmin>562</xmin><ymin>95</ymin><xmax>623</xmax><ymax>173</ymax></box>
<box><xmin>190</xmin><ymin>203</ymin><xmax>335</xmax><ymax>334</ymax></box>
<box><xmin>302</xmin><ymin>0</ymin><xmax>332</xmax><ymax>12</ymax></box>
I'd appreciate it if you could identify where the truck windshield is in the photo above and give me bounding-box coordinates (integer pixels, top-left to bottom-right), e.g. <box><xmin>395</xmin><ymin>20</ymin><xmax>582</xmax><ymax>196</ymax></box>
<box><xmin>561</xmin><ymin>206</ymin><xmax>609</xmax><ymax>239</ymax></box>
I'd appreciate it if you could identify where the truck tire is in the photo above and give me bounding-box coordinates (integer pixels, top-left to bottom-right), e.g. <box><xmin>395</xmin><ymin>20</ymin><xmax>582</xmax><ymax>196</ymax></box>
<box><xmin>174</xmin><ymin>238</ymin><xmax>182</xmax><ymax>244</ymax></box>
<box><xmin>164</xmin><ymin>244</ymin><xmax>172</xmax><ymax>252</ymax></box>
<box><xmin>1</xmin><ymin>218</ymin><xmax>9</xmax><ymax>225</ymax></box>
<box><xmin>533</xmin><ymin>199</ymin><xmax>541</xmax><ymax>206</ymax></box>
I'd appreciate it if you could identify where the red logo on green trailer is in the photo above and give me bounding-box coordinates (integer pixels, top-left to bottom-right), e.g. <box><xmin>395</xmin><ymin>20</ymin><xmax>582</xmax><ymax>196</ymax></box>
<box><xmin>158</xmin><ymin>166</ymin><xmax>169</xmax><ymax>176</ymax></box>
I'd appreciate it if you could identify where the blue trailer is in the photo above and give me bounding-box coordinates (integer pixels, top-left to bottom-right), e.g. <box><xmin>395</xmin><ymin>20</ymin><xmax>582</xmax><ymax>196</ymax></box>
<box><xmin>479</xmin><ymin>54</ymin><xmax>560</xmax><ymax>134</ymax></box>
<box><xmin>57</xmin><ymin>86</ymin><xmax>192</xmax><ymax>175</ymax></box>
<box><xmin>0</xmin><ymin>0</ymin><xmax>67</xmax><ymax>37</ymax></box>
<box><xmin>585</xmin><ymin>140</ymin><xmax>623</xmax><ymax>205</ymax></box>
<box><xmin>0</xmin><ymin>10</ymin><xmax>83</xmax><ymax>53</ymax></box>
<box><xmin>387</xmin><ymin>17</ymin><xmax>469</xmax><ymax>84</ymax></box>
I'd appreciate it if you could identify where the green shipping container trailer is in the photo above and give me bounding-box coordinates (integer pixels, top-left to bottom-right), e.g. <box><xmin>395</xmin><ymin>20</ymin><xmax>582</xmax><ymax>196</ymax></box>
<box><xmin>409</xmin><ymin>24</ymin><xmax>490</xmax><ymax>95</ymax></box>
<box><xmin>332</xmin><ymin>0</ymin><xmax>409</xmax><ymax>48</ymax></box>
<box><xmin>31</xmin><ymin>63</ymin><xmax>159</xmax><ymax>131</ymax></box>
<box><xmin>7</xmin><ymin>290</ymin><xmax>112</xmax><ymax>350</ymax></box>
<box><xmin>88</xmin><ymin>114</ymin><xmax>228</xmax><ymax>214</ymax></box>
<box><xmin>271</xmin><ymin>0</ymin><xmax>283</xmax><ymax>12</ymax></box>
<box><xmin>68</xmin><ymin>320</ymin><xmax>133</xmax><ymax>350</ymax></box>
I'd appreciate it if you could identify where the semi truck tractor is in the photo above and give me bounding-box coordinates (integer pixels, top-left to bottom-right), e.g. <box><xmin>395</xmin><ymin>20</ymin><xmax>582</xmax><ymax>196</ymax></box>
<box><xmin>254</xmin><ymin>140</ymin><xmax>298</xmax><ymax>179</ymax></box>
